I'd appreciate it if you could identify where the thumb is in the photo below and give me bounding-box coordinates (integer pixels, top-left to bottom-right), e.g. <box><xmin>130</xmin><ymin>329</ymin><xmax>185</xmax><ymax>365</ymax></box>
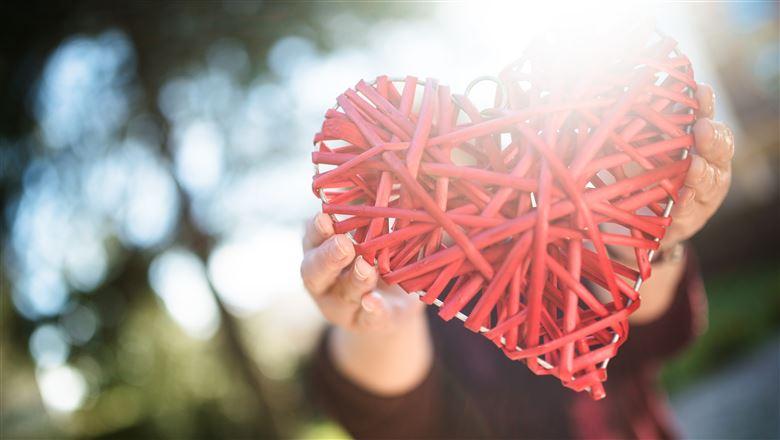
<box><xmin>356</xmin><ymin>291</ymin><xmax>390</xmax><ymax>330</ymax></box>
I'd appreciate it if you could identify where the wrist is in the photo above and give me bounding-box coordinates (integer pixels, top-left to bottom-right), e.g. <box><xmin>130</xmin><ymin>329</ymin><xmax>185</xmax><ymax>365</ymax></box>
<box><xmin>609</xmin><ymin>240</ymin><xmax>687</xmax><ymax>268</ymax></box>
<box><xmin>653</xmin><ymin>241</ymin><xmax>687</xmax><ymax>265</ymax></box>
<box><xmin>333</xmin><ymin>302</ymin><xmax>428</xmax><ymax>345</ymax></box>
<box><xmin>329</xmin><ymin>306</ymin><xmax>433</xmax><ymax>396</ymax></box>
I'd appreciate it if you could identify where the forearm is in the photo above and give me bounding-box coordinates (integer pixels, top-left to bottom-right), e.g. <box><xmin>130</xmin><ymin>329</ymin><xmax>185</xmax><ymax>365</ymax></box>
<box><xmin>328</xmin><ymin>309</ymin><xmax>433</xmax><ymax>396</ymax></box>
<box><xmin>602</xmin><ymin>240</ymin><xmax>688</xmax><ymax>325</ymax></box>
<box><xmin>628</xmin><ymin>248</ymin><xmax>687</xmax><ymax>324</ymax></box>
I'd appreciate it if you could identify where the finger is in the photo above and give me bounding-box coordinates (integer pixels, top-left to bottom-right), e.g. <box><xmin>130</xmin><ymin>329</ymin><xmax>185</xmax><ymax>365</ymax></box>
<box><xmin>671</xmin><ymin>187</ymin><xmax>697</xmax><ymax>218</ymax></box>
<box><xmin>316</xmin><ymin>292</ymin><xmax>361</xmax><ymax>327</ymax></box>
<box><xmin>695</xmin><ymin>83</ymin><xmax>715</xmax><ymax>119</ymax></box>
<box><xmin>684</xmin><ymin>155</ymin><xmax>720</xmax><ymax>203</ymax></box>
<box><xmin>356</xmin><ymin>291</ymin><xmax>390</xmax><ymax>329</ymax></box>
<box><xmin>334</xmin><ymin>256</ymin><xmax>378</xmax><ymax>305</ymax></box>
<box><xmin>303</xmin><ymin>213</ymin><xmax>335</xmax><ymax>251</ymax></box>
<box><xmin>693</xmin><ymin>119</ymin><xmax>735</xmax><ymax>169</ymax></box>
<box><xmin>684</xmin><ymin>154</ymin><xmax>707</xmax><ymax>189</ymax></box>
<box><xmin>685</xmin><ymin>154</ymin><xmax>715</xmax><ymax>200</ymax></box>
<box><xmin>301</xmin><ymin>234</ymin><xmax>355</xmax><ymax>296</ymax></box>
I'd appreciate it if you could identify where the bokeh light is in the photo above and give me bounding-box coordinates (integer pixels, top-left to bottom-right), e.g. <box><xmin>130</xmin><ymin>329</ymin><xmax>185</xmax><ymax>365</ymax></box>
<box><xmin>29</xmin><ymin>325</ymin><xmax>70</xmax><ymax>369</ymax></box>
<box><xmin>1</xmin><ymin>2</ymin><xmax>777</xmax><ymax>438</ymax></box>
<box><xmin>208</xmin><ymin>226</ymin><xmax>304</xmax><ymax>315</ymax></box>
<box><xmin>36</xmin><ymin>365</ymin><xmax>89</xmax><ymax>413</ymax></box>
<box><xmin>149</xmin><ymin>249</ymin><xmax>221</xmax><ymax>339</ymax></box>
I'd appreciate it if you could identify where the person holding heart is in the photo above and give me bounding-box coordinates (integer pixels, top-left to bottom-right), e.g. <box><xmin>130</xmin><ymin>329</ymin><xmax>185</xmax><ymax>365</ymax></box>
<box><xmin>300</xmin><ymin>82</ymin><xmax>733</xmax><ymax>439</ymax></box>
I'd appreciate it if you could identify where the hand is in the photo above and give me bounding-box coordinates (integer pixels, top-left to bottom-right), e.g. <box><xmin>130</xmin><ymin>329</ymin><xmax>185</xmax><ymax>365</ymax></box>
<box><xmin>599</xmin><ymin>83</ymin><xmax>733</xmax><ymax>323</ymax></box>
<box><xmin>301</xmin><ymin>213</ymin><xmax>425</xmax><ymax>334</ymax></box>
<box><xmin>662</xmin><ymin>83</ymin><xmax>734</xmax><ymax>251</ymax></box>
<box><xmin>302</xmin><ymin>213</ymin><xmax>432</xmax><ymax>395</ymax></box>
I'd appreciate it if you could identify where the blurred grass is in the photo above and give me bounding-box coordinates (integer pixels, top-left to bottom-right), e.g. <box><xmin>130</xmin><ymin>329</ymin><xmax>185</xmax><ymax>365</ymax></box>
<box><xmin>299</xmin><ymin>419</ymin><xmax>350</xmax><ymax>440</ymax></box>
<box><xmin>662</xmin><ymin>259</ymin><xmax>780</xmax><ymax>392</ymax></box>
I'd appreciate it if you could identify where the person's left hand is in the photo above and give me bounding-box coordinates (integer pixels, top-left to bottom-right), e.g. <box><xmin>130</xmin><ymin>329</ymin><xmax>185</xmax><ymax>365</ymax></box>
<box><xmin>661</xmin><ymin>83</ymin><xmax>734</xmax><ymax>250</ymax></box>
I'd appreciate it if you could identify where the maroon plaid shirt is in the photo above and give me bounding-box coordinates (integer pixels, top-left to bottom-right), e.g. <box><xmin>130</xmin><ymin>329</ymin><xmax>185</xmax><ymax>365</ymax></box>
<box><xmin>311</xmin><ymin>252</ymin><xmax>707</xmax><ymax>439</ymax></box>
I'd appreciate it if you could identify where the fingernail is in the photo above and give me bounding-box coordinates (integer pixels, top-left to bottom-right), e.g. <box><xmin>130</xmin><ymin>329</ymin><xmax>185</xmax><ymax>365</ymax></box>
<box><xmin>714</xmin><ymin>123</ymin><xmax>724</xmax><ymax>145</ymax></box>
<box><xmin>680</xmin><ymin>188</ymin><xmax>695</xmax><ymax>205</ymax></box>
<box><xmin>690</xmin><ymin>155</ymin><xmax>706</xmax><ymax>178</ymax></box>
<box><xmin>705</xmin><ymin>120</ymin><xmax>717</xmax><ymax>142</ymax></box>
<box><xmin>354</xmin><ymin>256</ymin><xmax>372</xmax><ymax>281</ymax></box>
<box><xmin>706</xmin><ymin>90</ymin><xmax>715</xmax><ymax>116</ymax></box>
<box><xmin>726</xmin><ymin>127</ymin><xmax>734</xmax><ymax>146</ymax></box>
<box><xmin>710</xmin><ymin>90</ymin><xmax>716</xmax><ymax>114</ymax></box>
<box><xmin>361</xmin><ymin>292</ymin><xmax>381</xmax><ymax>313</ymax></box>
<box><xmin>315</xmin><ymin>213</ymin><xmax>330</xmax><ymax>235</ymax></box>
<box><xmin>718</xmin><ymin>125</ymin><xmax>730</xmax><ymax>144</ymax></box>
<box><xmin>333</xmin><ymin>235</ymin><xmax>352</xmax><ymax>258</ymax></box>
<box><xmin>725</xmin><ymin>128</ymin><xmax>735</xmax><ymax>160</ymax></box>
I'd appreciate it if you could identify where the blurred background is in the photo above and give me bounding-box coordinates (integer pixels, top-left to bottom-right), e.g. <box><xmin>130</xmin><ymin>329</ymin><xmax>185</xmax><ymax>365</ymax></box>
<box><xmin>1</xmin><ymin>1</ymin><xmax>777</xmax><ymax>438</ymax></box>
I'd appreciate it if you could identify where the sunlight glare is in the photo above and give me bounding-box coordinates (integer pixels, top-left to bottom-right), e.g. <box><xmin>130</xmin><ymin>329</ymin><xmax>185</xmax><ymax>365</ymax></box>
<box><xmin>149</xmin><ymin>249</ymin><xmax>221</xmax><ymax>339</ymax></box>
<box><xmin>36</xmin><ymin>365</ymin><xmax>88</xmax><ymax>413</ymax></box>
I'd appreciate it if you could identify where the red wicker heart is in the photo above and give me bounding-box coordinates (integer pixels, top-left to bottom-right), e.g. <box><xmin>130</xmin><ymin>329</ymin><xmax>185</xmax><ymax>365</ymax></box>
<box><xmin>311</xmin><ymin>33</ymin><xmax>696</xmax><ymax>399</ymax></box>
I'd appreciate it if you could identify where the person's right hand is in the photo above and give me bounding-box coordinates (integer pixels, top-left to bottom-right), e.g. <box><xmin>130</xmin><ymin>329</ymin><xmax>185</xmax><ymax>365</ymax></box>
<box><xmin>301</xmin><ymin>213</ymin><xmax>425</xmax><ymax>334</ymax></box>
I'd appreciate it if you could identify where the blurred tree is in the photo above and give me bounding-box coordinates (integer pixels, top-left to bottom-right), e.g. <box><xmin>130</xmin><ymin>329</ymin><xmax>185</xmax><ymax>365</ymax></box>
<box><xmin>1</xmin><ymin>1</ymin><xmax>421</xmax><ymax>438</ymax></box>
<box><xmin>1</xmin><ymin>2</ymin><xmax>777</xmax><ymax>438</ymax></box>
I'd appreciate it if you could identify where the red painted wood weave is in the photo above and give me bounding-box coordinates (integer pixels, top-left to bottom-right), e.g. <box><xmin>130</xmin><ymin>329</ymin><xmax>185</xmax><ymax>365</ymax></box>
<box><xmin>311</xmin><ymin>34</ymin><xmax>696</xmax><ymax>399</ymax></box>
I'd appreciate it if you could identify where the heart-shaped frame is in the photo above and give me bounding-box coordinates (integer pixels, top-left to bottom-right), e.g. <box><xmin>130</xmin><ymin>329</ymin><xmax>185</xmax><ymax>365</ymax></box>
<box><xmin>312</xmin><ymin>30</ymin><xmax>696</xmax><ymax>399</ymax></box>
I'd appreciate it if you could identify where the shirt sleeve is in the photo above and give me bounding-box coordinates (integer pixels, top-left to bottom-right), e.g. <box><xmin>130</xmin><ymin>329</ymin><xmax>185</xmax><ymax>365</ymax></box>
<box><xmin>308</xmin><ymin>328</ymin><xmax>447</xmax><ymax>439</ymax></box>
<box><xmin>617</xmin><ymin>247</ymin><xmax>709</xmax><ymax>366</ymax></box>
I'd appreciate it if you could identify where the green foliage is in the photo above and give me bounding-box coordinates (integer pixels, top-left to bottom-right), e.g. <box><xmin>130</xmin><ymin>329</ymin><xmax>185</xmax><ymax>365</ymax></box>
<box><xmin>662</xmin><ymin>260</ymin><xmax>780</xmax><ymax>392</ymax></box>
